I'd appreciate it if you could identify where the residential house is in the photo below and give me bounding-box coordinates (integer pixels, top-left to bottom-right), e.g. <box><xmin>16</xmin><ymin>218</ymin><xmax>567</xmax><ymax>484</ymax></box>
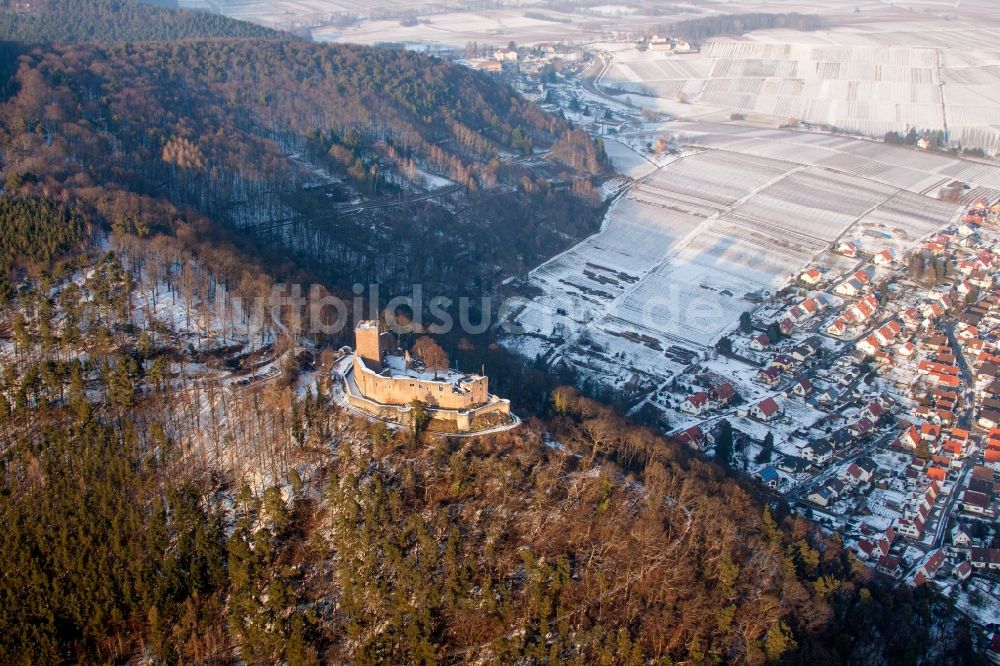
<box><xmin>873</xmin><ymin>249</ymin><xmax>896</xmax><ymax>267</ymax></box>
<box><xmin>979</xmin><ymin>409</ymin><xmax>1000</xmax><ymax>430</ymax></box>
<box><xmin>711</xmin><ymin>382</ymin><xmax>736</xmax><ymax>407</ymax></box>
<box><xmin>676</xmin><ymin>426</ymin><xmax>705</xmax><ymax>450</ymax></box>
<box><xmin>877</xmin><ymin>555</ymin><xmax>901</xmax><ymax>577</ymax></box>
<box><xmin>816</xmin><ymin>387</ymin><xmax>839</xmax><ymax>405</ymax></box>
<box><xmin>954</xmin><ymin>560</ymin><xmax>973</xmax><ymax>582</ymax></box>
<box><xmin>857</xmin><ymin>335</ymin><xmax>880</xmax><ymax>356</ymax></box>
<box><xmin>827</xmin><ymin>317</ymin><xmax>848</xmax><ymax>336</ymax></box>
<box><xmin>970</xmin><ymin>548</ymin><xmax>1000</xmax><ymax>571</ymax></box>
<box><xmin>772</xmin><ymin>355</ymin><xmax>795</xmax><ymax>371</ymax></box>
<box><xmin>800</xmin><ymin>268</ymin><xmax>822</xmax><ymax>285</ymax></box>
<box><xmin>898</xmin><ymin>425</ymin><xmax>920</xmax><ymax>450</ymax></box>
<box><xmin>951</xmin><ymin>527</ymin><xmax>972</xmax><ymax>547</ymax></box>
<box><xmin>896</xmin><ymin>514</ymin><xmax>925</xmax><ymax>540</ymax></box>
<box><xmin>788</xmin><ymin>377</ymin><xmax>813</xmax><ymax>398</ymax></box>
<box><xmin>755</xmin><ymin>466</ymin><xmax>780</xmax><ymax>489</ymax></box>
<box><xmin>836</xmin><ymin>277</ymin><xmax>865</xmax><ymax>297</ymax></box>
<box><xmin>750</xmin><ymin>333</ymin><xmax>770</xmax><ymax>351</ymax></box>
<box><xmin>915</xmin><ymin>549</ymin><xmax>945</xmax><ymax>582</ymax></box>
<box><xmin>987</xmin><ymin>635</ymin><xmax>1000</xmax><ymax>666</ymax></box>
<box><xmin>679</xmin><ymin>391</ymin><xmax>710</xmax><ymax>415</ymax></box>
<box><xmin>862</xmin><ymin>401</ymin><xmax>888</xmax><ymax>423</ymax></box>
<box><xmin>857</xmin><ymin>539</ymin><xmax>878</xmax><ymax>560</ymax></box>
<box><xmin>756</xmin><ymin>367</ymin><xmax>781</xmax><ymax>386</ymax></box>
<box><xmin>792</xmin><ymin>336</ymin><xmax>821</xmax><ymax>362</ymax></box>
<box><xmin>856</xmin><ymin>457</ymin><xmax>877</xmax><ymax>482</ymax></box>
<box><xmin>807</xmin><ymin>485</ymin><xmax>834</xmax><ymax>506</ymax></box>
<box><xmin>961</xmin><ymin>490</ymin><xmax>994</xmax><ymax>517</ymax></box>
<box><xmin>970</xmin><ymin>269</ymin><xmax>994</xmax><ymax>290</ymax></box>
<box><xmin>920</xmin><ymin>422</ymin><xmax>942</xmax><ymax>443</ymax></box>
<box><xmin>849</xmin><ymin>418</ymin><xmax>875</xmax><ymax>438</ymax></box>
<box><xmin>875</xmin><ymin>321</ymin><xmax>902</xmax><ymax>346</ymax></box>
<box><xmin>848</xmin><ymin>294</ymin><xmax>879</xmax><ymax>322</ymax></box>
<box><xmin>842</xmin><ymin>460</ymin><xmax>875</xmax><ymax>485</ymax></box>
<box><xmin>802</xmin><ymin>440</ymin><xmax>833</xmax><ymax>465</ymax></box>
<box><xmin>901</xmin><ymin>307</ymin><xmax>922</xmax><ymax>328</ymax></box>
<box><xmin>751</xmin><ymin>397</ymin><xmax>782</xmax><ymax>422</ymax></box>
<box><xmin>837</xmin><ymin>240</ymin><xmax>859</xmax><ymax>257</ymax></box>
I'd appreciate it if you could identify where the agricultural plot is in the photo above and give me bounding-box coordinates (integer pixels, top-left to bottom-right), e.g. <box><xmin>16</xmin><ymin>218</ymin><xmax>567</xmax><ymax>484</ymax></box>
<box><xmin>732</xmin><ymin>167</ymin><xmax>895</xmax><ymax>234</ymax></box>
<box><xmin>606</xmin><ymin>219</ymin><xmax>796</xmax><ymax>347</ymax></box>
<box><xmin>642</xmin><ymin>150</ymin><xmax>795</xmax><ymax>208</ymax></box>
<box><xmin>602</xmin><ymin>139</ymin><xmax>657</xmax><ymax>179</ymax></box>
<box><xmin>602</xmin><ymin>15</ymin><xmax>1000</xmax><ymax>154</ymax></box>
<box><xmin>849</xmin><ymin>190</ymin><xmax>957</xmax><ymax>254</ymax></box>
<box><xmin>530</xmin><ymin>196</ymin><xmax>705</xmax><ymax>305</ymax></box>
<box><xmin>666</xmin><ymin>121</ymin><xmax>1000</xmax><ymax>197</ymax></box>
<box><xmin>505</xmin><ymin>128</ymin><xmax>969</xmax><ymax>390</ymax></box>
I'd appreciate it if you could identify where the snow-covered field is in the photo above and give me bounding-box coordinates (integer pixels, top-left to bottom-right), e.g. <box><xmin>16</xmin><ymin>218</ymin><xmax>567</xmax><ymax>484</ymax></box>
<box><xmin>600</xmin><ymin>12</ymin><xmax>1000</xmax><ymax>154</ymax></box>
<box><xmin>602</xmin><ymin>139</ymin><xmax>657</xmax><ymax>179</ymax></box>
<box><xmin>506</xmin><ymin>127</ymin><xmax>967</xmax><ymax>390</ymax></box>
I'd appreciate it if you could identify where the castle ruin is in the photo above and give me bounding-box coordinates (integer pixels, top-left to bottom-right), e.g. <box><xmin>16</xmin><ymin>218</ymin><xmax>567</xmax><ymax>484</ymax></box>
<box><xmin>342</xmin><ymin>320</ymin><xmax>511</xmax><ymax>432</ymax></box>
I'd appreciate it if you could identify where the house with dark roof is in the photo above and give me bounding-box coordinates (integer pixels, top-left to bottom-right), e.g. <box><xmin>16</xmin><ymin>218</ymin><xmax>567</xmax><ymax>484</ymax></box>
<box><xmin>829</xmin><ymin>428</ymin><xmax>853</xmax><ymax>449</ymax></box>
<box><xmin>877</xmin><ymin>555</ymin><xmax>901</xmax><ymax>577</ymax></box>
<box><xmin>791</xmin><ymin>336</ymin><xmax>822</xmax><ymax>362</ymax></box>
<box><xmin>676</xmin><ymin>426</ymin><xmax>705</xmax><ymax>450</ymax></box>
<box><xmin>711</xmin><ymin>382</ymin><xmax>736</xmax><ymax>406</ymax></box>
<box><xmin>970</xmin><ymin>547</ymin><xmax>1000</xmax><ymax>571</ymax></box>
<box><xmin>802</xmin><ymin>440</ymin><xmax>833</xmax><ymax>465</ymax></box>
<box><xmin>757</xmin><ymin>367</ymin><xmax>781</xmax><ymax>386</ymax></box>
<box><xmin>848</xmin><ymin>418</ymin><xmax>874</xmax><ymax>438</ymax></box>
<box><xmin>807</xmin><ymin>485</ymin><xmax>835</xmax><ymax>506</ymax></box>
<box><xmin>916</xmin><ymin>549</ymin><xmax>945</xmax><ymax>582</ymax></box>
<box><xmin>788</xmin><ymin>376</ymin><xmax>813</xmax><ymax>398</ymax></box>
<box><xmin>961</xmin><ymin>490</ymin><xmax>995</xmax><ymax>517</ymax></box>
<box><xmin>750</xmin><ymin>333</ymin><xmax>770</xmax><ymax>351</ymax></box>
<box><xmin>986</xmin><ymin>634</ymin><xmax>1000</xmax><ymax>665</ymax></box>
<box><xmin>755</xmin><ymin>466</ymin><xmax>780</xmax><ymax>489</ymax></box>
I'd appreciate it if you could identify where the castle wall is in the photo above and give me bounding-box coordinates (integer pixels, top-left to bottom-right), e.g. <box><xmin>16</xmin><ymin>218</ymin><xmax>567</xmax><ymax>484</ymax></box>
<box><xmin>343</xmin><ymin>369</ymin><xmax>510</xmax><ymax>433</ymax></box>
<box><xmin>353</xmin><ymin>356</ymin><xmax>489</xmax><ymax>410</ymax></box>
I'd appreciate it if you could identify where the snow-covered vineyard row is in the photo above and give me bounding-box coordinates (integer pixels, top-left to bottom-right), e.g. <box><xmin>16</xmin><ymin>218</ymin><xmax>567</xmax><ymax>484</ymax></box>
<box><xmin>670</xmin><ymin>122</ymin><xmax>1000</xmax><ymax>195</ymax></box>
<box><xmin>503</xmin><ymin>125</ymin><xmax>992</xmax><ymax>395</ymax></box>
<box><xmin>601</xmin><ymin>29</ymin><xmax>1000</xmax><ymax>154</ymax></box>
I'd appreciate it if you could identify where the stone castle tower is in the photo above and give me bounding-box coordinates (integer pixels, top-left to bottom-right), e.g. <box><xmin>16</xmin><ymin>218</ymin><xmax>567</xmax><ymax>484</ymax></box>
<box><xmin>355</xmin><ymin>320</ymin><xmax>390</xmax><ymax>369</ymax></box>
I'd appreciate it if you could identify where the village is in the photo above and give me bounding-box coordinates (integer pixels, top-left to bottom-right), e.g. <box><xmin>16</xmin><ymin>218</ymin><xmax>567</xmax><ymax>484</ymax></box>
<box><xmin>643</xmin><ymin>197</ymin><xmax>1000</xmax><ymax>633</ymax></box>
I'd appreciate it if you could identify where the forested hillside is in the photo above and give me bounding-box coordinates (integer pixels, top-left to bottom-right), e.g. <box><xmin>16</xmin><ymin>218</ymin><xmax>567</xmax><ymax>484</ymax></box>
<box><xmin>0</xmin><ymin>0</ymin><xmax>284</xmax><ymax>42</ymax></box>
<box><xmin>0</xmin><ymin>35</ymin><xmax>607</xmax><ymax>295</ymax></box>
<box><xmin>0</xmin><ymin>205</ymin><xmax>975</xmax><ymax>663</ymax></box>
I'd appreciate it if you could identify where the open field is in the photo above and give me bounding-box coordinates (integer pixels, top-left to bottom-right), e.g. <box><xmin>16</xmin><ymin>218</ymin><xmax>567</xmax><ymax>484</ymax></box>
<box><xmin>506</xmin><ymin>124</ymin><xmax>974</xmax><ymax>389</ymax></box>
<box><xmin>181</xmin><ymin>0</ymin><xmax>1000</xmax><ymax>53</ymax></box>
<box><xmin>600</xmin><ymin>5</ymin><xmax>1000</xmax><ymax>153</ymax></box>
